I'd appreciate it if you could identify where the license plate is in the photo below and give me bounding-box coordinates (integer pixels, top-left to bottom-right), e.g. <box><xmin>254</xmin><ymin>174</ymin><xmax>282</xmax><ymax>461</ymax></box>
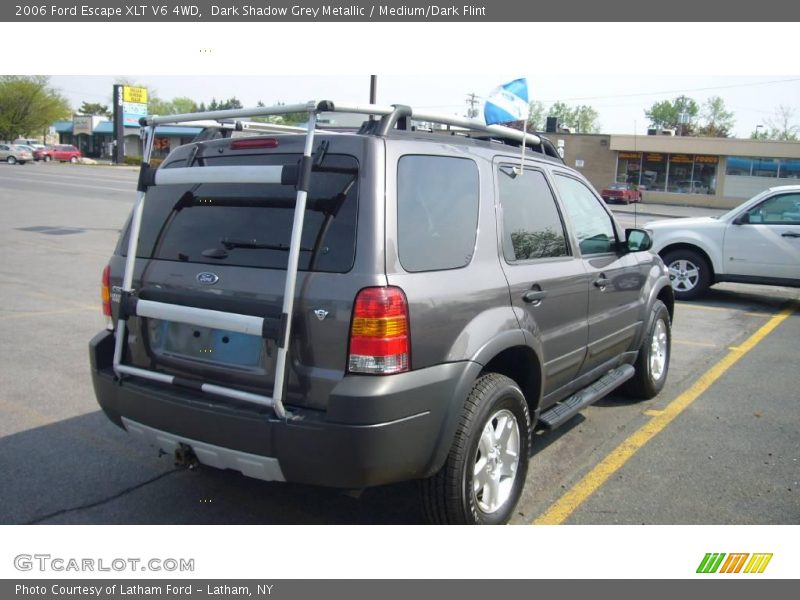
<box><xmin>149</xmin><ymin>320</ymin><xmax>263</xmax><ymax>367</ymax></box>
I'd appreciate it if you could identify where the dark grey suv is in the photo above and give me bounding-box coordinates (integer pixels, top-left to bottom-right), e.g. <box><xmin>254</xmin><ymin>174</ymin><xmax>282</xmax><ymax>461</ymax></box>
<box><xmin>90</xmin><ymin>101</ymin><xmax>674</xmax><ymax>524</ymax></box>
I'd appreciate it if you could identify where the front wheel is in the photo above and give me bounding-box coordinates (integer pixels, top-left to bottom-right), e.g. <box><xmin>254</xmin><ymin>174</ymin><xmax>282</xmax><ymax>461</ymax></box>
<box><xmin>69</xmin><ymin>156</ymin><xmax>78</xmax><ymax>163</ymax></box>
<box><xmin>662</xmin><ymin>248</ymin><xmax>711</xmax><ymax>300</ymax></box>
<box><xmin>421</xmin><ymin>373</ymin><xmax>530</xmax><ymax>525</ymax></box>
<box><xmin>44</xmin><ymin>155</ymin><xmax>52</xmax><ymax>162</ymax></box>
<box><xmin>623</xmin><ymin>300</ymin><xmax>671</xmax><ymax>400</ymax></box>
<box><xmin>7</xmin><ymin>156</ymin><xmax>17</xmax><ymax>165</ymax></box>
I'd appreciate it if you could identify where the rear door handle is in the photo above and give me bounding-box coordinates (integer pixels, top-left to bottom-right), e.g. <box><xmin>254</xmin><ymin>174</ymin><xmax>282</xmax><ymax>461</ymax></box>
<box><xmin>522</xmin><ymin>289</ymin><xmax>547</xmax><ymax>305</ymax></box>
<box><xmin>781</xmin><ymin>232</ymin><xmax>800</xmax><ymax>238</ymax></box>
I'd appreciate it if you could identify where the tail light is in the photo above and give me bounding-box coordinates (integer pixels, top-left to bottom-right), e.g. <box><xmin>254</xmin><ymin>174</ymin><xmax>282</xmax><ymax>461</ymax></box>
<box><xmin>348</xmin><ymin>287</ymin><xmax>410</xmax><ymax>375</ymax></box>
<box><xmin>101</xmin><ymin>265</ymin><xmax>112</xmax><ymax>327</ymax></box>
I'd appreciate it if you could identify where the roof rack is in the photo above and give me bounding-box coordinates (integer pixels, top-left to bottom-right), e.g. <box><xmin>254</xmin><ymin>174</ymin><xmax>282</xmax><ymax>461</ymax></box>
<box><xmin>140</xmin><ymin>100</ymin><xmax>561</xmax><ymax>158</ymax></box>
<box><xmin>115</xmin><ymin>100</ymin><xmax>558</xmax><ymax>421</ymax></box>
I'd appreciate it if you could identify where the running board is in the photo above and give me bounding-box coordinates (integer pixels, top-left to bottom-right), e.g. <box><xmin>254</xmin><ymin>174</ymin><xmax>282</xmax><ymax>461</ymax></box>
<box><xmin>538</xmin><ymin>364</ymin><xmax>635</xmax><ymax>430</ymax></box>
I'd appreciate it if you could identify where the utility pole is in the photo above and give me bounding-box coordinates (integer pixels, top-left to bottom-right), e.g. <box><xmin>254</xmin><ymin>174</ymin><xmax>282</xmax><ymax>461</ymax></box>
<box><xmin>112</xmin><ymin>84</ymin><xmax>124</xmax><ymax>165</ymax></box>
<box><xmin>465</xmin><ymin>92</ymin><xmax>480</xmax><ymax>119</ymax></box>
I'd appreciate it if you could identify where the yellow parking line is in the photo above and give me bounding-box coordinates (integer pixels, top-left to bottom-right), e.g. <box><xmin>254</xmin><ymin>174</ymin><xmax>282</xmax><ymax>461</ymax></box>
<box><xmin>533</xmin><ymin>304</ymin><xmax>794</xmax><ymax>525</ymax></box>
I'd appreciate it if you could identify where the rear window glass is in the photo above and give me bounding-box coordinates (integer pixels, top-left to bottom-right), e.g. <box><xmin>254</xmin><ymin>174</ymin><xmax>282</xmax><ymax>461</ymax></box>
<box><xmin>397</xmin><ymin>155</ymin><xmax>479</xmax><ymax>272</ymax></box>
<box><xmin>118</xmin><ymin>153</ymin><xmax>359</xmax><ymax>273</ymax></box>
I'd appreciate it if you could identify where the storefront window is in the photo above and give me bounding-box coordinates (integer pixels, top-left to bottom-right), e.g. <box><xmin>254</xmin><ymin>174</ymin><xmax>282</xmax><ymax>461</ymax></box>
<box><xmin>616</xmin><ymin>152</ymin><xmax>642</xmax><ymax>186</ymax></box>
<box><xmin>778</xmin><ymin>159</ymin><xmax>800</xmax><ymax>179</ymax></box>
<box><xmin>752</xmin><ymin>157</ymin><xmax>778</xmax><ymax>178</ymax></box>
<box><xmin>692</xmin><ymin>156</ymin><xmax>717</xmax><ymax>195</ymax></box>
<box><xmin>726</xmin><ymin>156</ymin><xmax>752</xmax><ymax>176</ymax></box>
<box><xmin>727</xmin><ymin>156</ymin><xmax>796</xmax><ymax>178</ymax></box>
<box><xmin>667</xmin><ymin>154</ymin><xmax>693</xmax><ymax>192</ymax></box>
<box><xmin>641</xmin><ymin>152</ymin><xmax>667</xmax><ymax>191</ymax></box>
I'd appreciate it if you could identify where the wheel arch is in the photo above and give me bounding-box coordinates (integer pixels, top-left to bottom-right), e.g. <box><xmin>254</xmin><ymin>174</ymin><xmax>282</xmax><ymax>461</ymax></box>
<box><xmin>659</xmin><ymin>242</ymin><xmax>717</xmax><ymax>281</ymax></box>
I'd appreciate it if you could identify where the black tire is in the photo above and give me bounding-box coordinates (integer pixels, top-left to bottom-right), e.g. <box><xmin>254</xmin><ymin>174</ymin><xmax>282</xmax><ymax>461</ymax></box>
<box><xmin>662</xmin><ymin>248</ymin><xmax>711</xmax><ymax>300</ymax></box>
<box><xmin>421</xmin><ymin>373</ymin><xmax>530</xmax><ymax>525</ymax></box>
<box><xmin>7</xmin><ymin>156</ymin><xmax>16</xmax><ymax>165</ymax></box>
<box><xmin>44</xmin><ymin>155</ymin><xmax>51</xmax><ymax>162</ymax></box>
<box><xmin>623</xmin><ymin>300</ymin><xmax>671</xmax><ymax>400</ymax></box>
<box><xmin>70</xmin><ymin>156</ymin><xmax>78</xmax><ymax>163</ymax></box>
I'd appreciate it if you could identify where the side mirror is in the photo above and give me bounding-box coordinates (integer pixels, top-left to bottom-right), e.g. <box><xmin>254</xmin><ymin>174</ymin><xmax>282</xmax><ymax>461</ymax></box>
<box><xmin>734</xmin><ymin>213</ymin><xmax>750</xmax><ymax>225</ymax></box>
<box><xmin>625</xmin><ymin>228</ymin><xmax>652</xmax><ymax>252</ymax></box>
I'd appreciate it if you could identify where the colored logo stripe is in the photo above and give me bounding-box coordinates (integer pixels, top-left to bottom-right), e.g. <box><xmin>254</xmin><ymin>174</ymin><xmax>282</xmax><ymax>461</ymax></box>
<box><xmin>744</xmin><ymin>553</ymin><xmax>773</xmax><ymax>574</ymax></box>
<box><xmin>697</xmin><ymin>553</ymin><xmax>773</xmax><ymax>574</ymax></box>
<box><xmin>719</xmin><ymin>553</ymin><xmax>749</xmax><ymax>573</ymax></box>
<box><xmin>697</xmin><ymin>553</ymin><xmax>726</xmax><ymax>573</ymax></box>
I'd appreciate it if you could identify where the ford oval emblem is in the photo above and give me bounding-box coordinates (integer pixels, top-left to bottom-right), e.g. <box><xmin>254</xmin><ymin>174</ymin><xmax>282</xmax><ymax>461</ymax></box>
<box><xmin>196</xmin><ymin>272</ymin><xmax>219</xmax><ymax>285</ymax></box>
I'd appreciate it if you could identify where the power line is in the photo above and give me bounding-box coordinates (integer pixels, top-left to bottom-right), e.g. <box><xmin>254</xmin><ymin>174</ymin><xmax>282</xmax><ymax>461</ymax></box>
<box><xmin>540</xmin><ymin>77</ymin><xmax>800</xmax><ymax>103</ymax></box>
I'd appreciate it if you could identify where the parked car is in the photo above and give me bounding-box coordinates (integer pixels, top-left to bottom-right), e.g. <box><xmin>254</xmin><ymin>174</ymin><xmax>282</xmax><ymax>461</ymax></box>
<box><xmin>33</xmin><ymin>147</ymin><xmax>53</xmax><ymax>161</ymax></box>
<box><xmin>600</xmin><ymin>182</ymin><xmax>641</xmax><ymax>204</ymax></box>
<box><xmin>47</xmin><ymin>144</ymin><xmax>82</xmax><ymax>163</ymax></box>
<box><xmin>0</xmin><ymin>143</ymin><xmax>34</xmax><ymax>164</ymax></box>
<box><xmin>90</xmin><ymin>102</ymin><xmax>674</xmax><ymax>525</ymax></box>
<box><xmin>14</xmin><ymin>138</ymin><xmax>42</xmax><ymax>146</ymax></box>
<box><xmin>647</xmin><ymin>185</ymin><xmax>800</xmax><ymax>300</ymax></box>
<box><xmin>14</xmin><ymin>138</ymin><xmax>46</xmax><ymax>155</ymax></box>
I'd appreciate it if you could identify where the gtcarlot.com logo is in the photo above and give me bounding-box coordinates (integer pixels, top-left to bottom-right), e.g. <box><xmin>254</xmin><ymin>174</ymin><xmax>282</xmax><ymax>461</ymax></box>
<box><xmin>14</xmin><ymin>554</ymin><xmax>195</xmax><ymax>573</ymax></box>
<box><xmin>696</xmin><ymin>553</ymin><xmax>773</xmax><ymax>574</ymax></box>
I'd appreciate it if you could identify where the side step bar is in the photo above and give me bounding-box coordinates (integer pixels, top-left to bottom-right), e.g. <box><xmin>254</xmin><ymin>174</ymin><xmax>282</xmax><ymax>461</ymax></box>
<box><xmin>538</xmin><ymin>364</ymin><xmax>635</xmax><ymax>430</ymax></box>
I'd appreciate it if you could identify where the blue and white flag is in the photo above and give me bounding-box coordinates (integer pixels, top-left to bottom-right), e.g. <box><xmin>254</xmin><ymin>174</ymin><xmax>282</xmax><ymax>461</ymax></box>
<box><xmin>484</xmin><ymin>78</ymin><xmax>529</xmax><ymax>125</ymax></box>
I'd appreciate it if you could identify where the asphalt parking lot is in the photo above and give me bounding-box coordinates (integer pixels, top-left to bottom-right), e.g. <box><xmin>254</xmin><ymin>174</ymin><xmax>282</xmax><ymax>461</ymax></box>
<box><xmin>1</xmin><ymin>162</ymin><xmax>797</xmax><ymax>525</ymax></box>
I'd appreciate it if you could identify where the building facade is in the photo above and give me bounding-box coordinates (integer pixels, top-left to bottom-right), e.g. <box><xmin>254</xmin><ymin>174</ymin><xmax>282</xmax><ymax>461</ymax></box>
<box><xmin>551</xmin><ymin>132</ymin><xmax>800</xmax><ymax>209</ymax></box>
<box><xmin>53</xmin><ymin>119</ymin><xmax>201</xmax><ymax>160</ymax></box>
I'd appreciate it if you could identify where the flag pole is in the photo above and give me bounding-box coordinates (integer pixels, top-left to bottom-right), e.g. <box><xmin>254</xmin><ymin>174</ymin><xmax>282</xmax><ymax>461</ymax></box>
<box><xmin>515</xmin><ymin>116</ymin><xmax>527</xmax><ymax>176</ymax></box>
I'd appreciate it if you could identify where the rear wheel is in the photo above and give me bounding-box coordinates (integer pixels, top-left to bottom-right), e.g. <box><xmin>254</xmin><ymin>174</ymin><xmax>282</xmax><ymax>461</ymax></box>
<box><xmin>662</xmin><ymin>248</ymin><xmax>711</xmax><ymax>300</ymax></box>
<box><xmin>69</xmin><ymin>156</ymin><xmax>78</xmax><ymax>163</ymax></box>
<box><xmin>421</xmin><ymin>373</ymin><xmax>530</xmax><ymax>525</ymax></box>
<box><xmin>7</xmin><ymin>156</ymin><xmax>17</xmax><ymax>165</ymax></box>
<box><xmin>623</xmin><ymin>300</ymin><xmax>671</xmax><ymax>400</ymax></box>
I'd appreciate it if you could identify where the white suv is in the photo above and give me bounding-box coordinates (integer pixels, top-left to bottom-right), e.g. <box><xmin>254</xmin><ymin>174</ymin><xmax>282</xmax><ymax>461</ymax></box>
<box><xmin>647</xmin><ymin>185</ymin><xmax>800</xmax><ymax>299</ymax></box>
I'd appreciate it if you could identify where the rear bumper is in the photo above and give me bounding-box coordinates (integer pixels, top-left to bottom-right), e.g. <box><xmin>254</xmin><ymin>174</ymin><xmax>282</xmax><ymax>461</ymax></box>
<box><xmin>90</xmin><ymin>330</ymin><xmax>481</xmax><ymax>488</ymax></box>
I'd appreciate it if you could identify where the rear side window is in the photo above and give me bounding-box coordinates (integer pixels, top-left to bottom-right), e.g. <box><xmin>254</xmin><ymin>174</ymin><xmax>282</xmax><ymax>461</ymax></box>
<box><xmin>397</xmin><ymin>155</ymin><xmax>479</xmax><ymax>272</ymax></box>
<box><xmin>118</xmin><ymin>153</ymin><xmax>359</xmax><ymax>273</ymax></box>
<box><xmin>497</xmin><ymin>166</ymin><xmax>569</xmax><ymax>261</ymax></box>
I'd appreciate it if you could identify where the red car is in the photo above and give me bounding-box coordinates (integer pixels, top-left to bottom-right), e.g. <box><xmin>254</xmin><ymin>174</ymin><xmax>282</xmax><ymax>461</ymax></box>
<box><xmin>37</xmin><ymin>144</ymin><xmax>82</xmax><ymax>163</ymax></box>
<box><xmin>600</xmin><ymin>182</ymin><xmax>641</xmax><ymax>204</ymax></box>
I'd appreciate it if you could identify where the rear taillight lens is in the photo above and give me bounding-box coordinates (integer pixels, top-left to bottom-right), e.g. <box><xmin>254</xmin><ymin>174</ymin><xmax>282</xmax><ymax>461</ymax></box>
<box><xmin>348</xmin><ymin>287</ymin><xmax>410</xmax><ymax>375</ymax></box>
<box><xmin>101</xmin><ymin>265</ymin><xmax>112</xmax><ymax>319</ymax></box>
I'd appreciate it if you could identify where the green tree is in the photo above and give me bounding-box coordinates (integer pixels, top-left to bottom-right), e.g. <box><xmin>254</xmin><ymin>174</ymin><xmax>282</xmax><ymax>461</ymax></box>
<box><xmin>645</xmin><ymin>95</ymin><xmax>699</xmax><ymax>135</ymax></box>
<box><xmin>170</xmin><ymin>97</ymin><xmax>198</xmax><ymax>115</ymax></box>
<box><xmin>527</xmin><ymin>100</ymin><xmax>546</xmax><ymax>131</ymax></box>
<box><xmin>764</xmin><ymin>105</ymin><xmax>799</xmax><ymax>141</ymax></box>
<box><xmin>546</xmin><ymin>101</ymin><xmax>600</xmax><ymax>133</ymax></box>
<box><xmin>0</xmin><ymin>76</ymin><xmax>71</xmax><ymax>141</ymax></box>
<box><xmin>78</xmin><ymin>101</ymin><xmax>110</xmax><ymax>117</ymax></box>
<box><xmin>207</xmin><ymin>97</ymin><xmax>243</xmax><ymax>111</ymax></box>
<box><xmin>697</xmin><ymin>96</ymin><xmax>735</xmax><ymax>137</ymax></box>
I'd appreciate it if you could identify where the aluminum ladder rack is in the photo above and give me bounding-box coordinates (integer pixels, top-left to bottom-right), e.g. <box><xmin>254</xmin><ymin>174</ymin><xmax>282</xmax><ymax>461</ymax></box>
<box><xmin>113</xmin><ymin>100</ymin><xmax>554</xmax><ymax>420</ymax></box>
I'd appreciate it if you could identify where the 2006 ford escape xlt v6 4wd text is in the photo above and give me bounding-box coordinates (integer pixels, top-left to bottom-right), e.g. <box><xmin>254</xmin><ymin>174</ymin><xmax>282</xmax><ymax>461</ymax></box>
<box><xmin>90</xmin><ymin>100</ymin><xmax>674</xmax><ymax>525</ymax></box>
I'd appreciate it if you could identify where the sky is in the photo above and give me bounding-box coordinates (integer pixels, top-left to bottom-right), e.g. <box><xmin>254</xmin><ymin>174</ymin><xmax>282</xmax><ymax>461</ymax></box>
<box><xmin>47</xmin><ymin>73</ymin><xmax>800</xmax><ymax>138</ymax></box>
<box><xmin>3</xmin><ymin>20</ymin><xmax>791</xmax><ymax>141</ymax></box>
